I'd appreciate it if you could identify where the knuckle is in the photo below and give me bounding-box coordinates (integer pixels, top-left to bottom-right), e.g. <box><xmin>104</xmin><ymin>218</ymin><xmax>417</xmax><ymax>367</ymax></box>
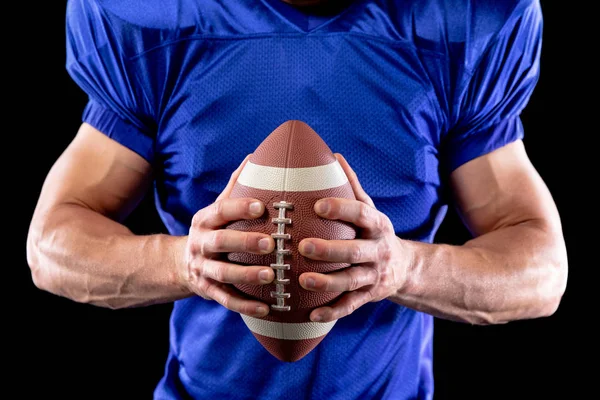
<box><xmin>197</xmin><ymin>279</ymin><xmax>212</xmax><ymax>298</ymax></box>
<box><xmin>379</xmin><ymin>214</ymin><xmax>393</xmax><ymax>233</ymax></box>
<box><xmin>378</xmin><ymin>268</ymin><xmax>395</xmax><ymax>289</ymax></box>
<box><xmin>213</xmin><ymin>199</ymin><xmax>224</xmax><ymax>218</ymax></box>
<box><xmin>189</xmin><ymin>258</ymin><xmax>204</xmax><ymax>277</ymax></box>
<box><xmin>219</xmin><ymin>294</ymin><xmax>230</xmax><ymax>310</ymax></box>
<box><xmin>237</xmin><ymin>198</ymin><xmax>252</xmax><ymax>218</ymax></box>
<box><xmin>186</xmin><ymin>239</ymin><xmax>199</xmax><ymax>258</ymax></box>
<box><xmin>321</xmin><ymin>276</ymin><xmax>332</xmax><ymax>291</ymax></box>
<box><xmin>365</xmin><ymin>290</ymin><xmax>375</xmax><ymax>302</ymax></box>
<box><xmin>191</xmin><ymin>210</ymin><xmax>206</xmax><ymax>229</ymax></box>
<box><xmin>357</xmin><ymin>203</ymin><xmax>372</xmax><ymax>226</ymax></box>
<box><xmin>371</xmin><ymin>268</ymin><xmax>382</xmax><ymax>285</ymax></box>
<box><xmin>242</xmin><ymin>267</ymin><xmax>253</xmax><ymax>284</ymax></box>
<box><xmin>211</xmin><ymin>230</ymin><xmax>225</xmax><ymax>251</ymax></box>
<box><xmin>213</xmin><ymin>264</ymin><xmax>227</xmax><ymax>282</ymax></box>
<box><xmin>242</xmin><ymin>233</ymin><xmax>253</xmax><ymax>252</ymax></box>
<box><xmin>347</xmin><ymin>270</ymin><xmax>361</xmax><ymax>291</ymax></box>
<box><xmin>200</xmin><ymin>234</ymin><xmax>213</xmax><ymax>256</ymax></box>
<box><xmin>347</xmin><ymin>302</ymin><xmax>357</xmax><ymax>316</ymax></box>
<box><xmin>350</xmin><ymin>244</ymin><xmax>362</xmax><ymax>264</ymax></box>
<box><xmin>376</xmin><ymin>239</ymin><xmax>392</xmax><ymax>262</ymax></box>
<box><xmin>374</xmin><ymin>215</ymin><xmax>386</xmax><ymax>232</ymax></box>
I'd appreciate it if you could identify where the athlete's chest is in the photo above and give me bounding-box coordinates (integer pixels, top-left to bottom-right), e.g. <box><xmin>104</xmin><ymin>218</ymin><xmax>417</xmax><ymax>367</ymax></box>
<box><xmin>145</xmin><ymin>36</ymin><xmax>445</xmax><ymax>235</ymax></box>
<box><xmin>155</xmin><ymin>37</ymin><xmax>440</xmax><ymax>173</ymax></box>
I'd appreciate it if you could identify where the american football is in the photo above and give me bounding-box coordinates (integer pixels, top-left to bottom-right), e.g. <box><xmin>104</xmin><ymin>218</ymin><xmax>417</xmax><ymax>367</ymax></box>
<box><xmin>226</xmin><ymin>120</ymin><xmax>357</xmax><ymax>362</ymax></box>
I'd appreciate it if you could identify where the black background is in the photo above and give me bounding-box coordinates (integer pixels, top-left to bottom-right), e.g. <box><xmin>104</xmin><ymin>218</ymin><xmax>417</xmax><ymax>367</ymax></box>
<box><xmin>11</xmin><ymin>1</ymin><xmax>585</xmax><ymax>399</ymax></box>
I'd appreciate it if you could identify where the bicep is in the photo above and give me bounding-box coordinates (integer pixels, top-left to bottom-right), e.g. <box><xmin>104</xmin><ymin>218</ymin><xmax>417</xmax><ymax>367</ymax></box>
<box><xmin>449</xmin><ymin>140</ymin><xmax>561</xmax><ymax>237</ymax></box>
<box><xmin>34</xmin><ymin>123</ymin><xmax>153</xmax><ymax>222</ymax></box>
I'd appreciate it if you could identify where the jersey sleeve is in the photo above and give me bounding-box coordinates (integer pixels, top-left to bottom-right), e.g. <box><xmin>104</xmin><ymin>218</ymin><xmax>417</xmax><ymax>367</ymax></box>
<box><xmin>65</xmin><ymin>0</ymin><xmax>156</xmax><ymax>163</ymax></box>
<box><xmin>442</xmin><ymin>0</ymin><xmax>542</xmax><ymax>173</ymax></box>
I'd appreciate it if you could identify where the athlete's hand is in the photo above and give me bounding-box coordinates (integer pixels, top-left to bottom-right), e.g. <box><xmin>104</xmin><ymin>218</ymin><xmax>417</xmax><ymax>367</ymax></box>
<box><xmin>180</xmin><ymin>155</ymin><xmax>275</xmax><ymax>317</ymax></box>
<box><xmin>298</xmin><ymin>154</ymin><xmax>410</xmax><ymax>322</ymax></box>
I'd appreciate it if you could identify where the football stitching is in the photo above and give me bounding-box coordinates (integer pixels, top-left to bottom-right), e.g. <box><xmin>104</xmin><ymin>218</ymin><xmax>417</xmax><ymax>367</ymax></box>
<box><xmin>270</xmin><ymin>201</ymin><xmax>293</xmax><ymax>311</ymax></box>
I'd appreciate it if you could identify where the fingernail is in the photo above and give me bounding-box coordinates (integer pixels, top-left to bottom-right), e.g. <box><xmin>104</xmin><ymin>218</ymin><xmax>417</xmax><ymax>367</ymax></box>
<box><xmin>258</xmin><ymin>238</ymin><xmax>272</xmax><ymax>252</ymax></box>
<box><xmin>302</xmin><ymin>242</ymin><xmax>315</xmax><ymax>255</ymax></box>
<box><xmin>315</xmin><ymin>200</ymin><xmax>329</xmax><ymax>215</ymax></box>
<box><xmin>255</xmin><ymin>306</ymin><xmax>267</xmax><ymax>316</ymax></box>
<box><xmin>259</xmin><ymin>269</ymin><xmax>272</xmax><ymax>282</ymax></box>
<box><xmin>249</xmin><ymin>202</ymin><xmax>262</xmax><ymax>216</ymax></box>
<box><xmin>304</xmin><ymin>277</ymin><xmax>316</xmax><ymax>289</ymax></box>
<box><xmin>312</xmin><ymin>314</ymin><xmax>322</xmax><ymax>322</ymax></box>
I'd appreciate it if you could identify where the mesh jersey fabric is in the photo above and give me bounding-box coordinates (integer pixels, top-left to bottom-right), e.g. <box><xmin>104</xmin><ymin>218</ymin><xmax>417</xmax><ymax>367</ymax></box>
<box><xmin>65</xmin><ymin>0</ymin><xmax>542</xmax><ymax>399</ymax></box>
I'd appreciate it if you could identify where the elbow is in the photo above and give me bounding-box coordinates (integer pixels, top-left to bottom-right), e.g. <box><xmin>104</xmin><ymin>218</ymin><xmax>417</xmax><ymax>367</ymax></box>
<box><xmin>517</xmin><ymin>240</ymin><xmax>568</xmax><ymax>321</ymax></box>
<box><xmin>512</xmin><ymin>223</ymin><xmax>569</xmax><ymax>320</ymax></box>
<box><xmin>470</xmin><ymin>251</ymin><xmax>568</xmax><ymax>326</ymax></box>
<box><xmin>26</xmin><ymin>212</ymin><xmax>71</xmax><ymax>297</ymax></box>
<box><xmin>535</xmin><ymin>221</ymin><xmax>569</xmax><ymax>318</ymax></box>
<box><xmin>26</xmin><ymin>214</ymin><xmax>130</xmax><ymax>311</ymax></box>
<box><xmin>538</xmin><ymin>252</ymin><xmax>568</xmax><ymax>318</ymax></box>
<box><xmin>26</xmin><ymin>218</ymin><xmax>61</xmax><ymax>294</ymax></box>
<box><xmin>26</xmin><ymin>223</ymin><xmax>52</xmax><ymax>293</ymax></box>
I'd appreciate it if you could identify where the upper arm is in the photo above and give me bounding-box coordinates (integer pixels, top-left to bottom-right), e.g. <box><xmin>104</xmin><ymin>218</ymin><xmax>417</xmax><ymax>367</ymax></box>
<box><xmin>32</xmin><ymin>123</ymin><xmax>153</xmax><ymax>223</ymax></box>
<box><xmin>449</xmin><ymin>140</ymin><xmax>562</xmax><ymax>237</ymax></box>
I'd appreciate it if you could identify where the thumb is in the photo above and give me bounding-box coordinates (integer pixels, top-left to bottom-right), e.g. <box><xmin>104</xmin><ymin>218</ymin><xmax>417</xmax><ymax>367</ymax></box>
<box><xmin>334</xmin><ymin>153</ymin><xmax>376</xmax><ymax>209</ymax></box>
<box><xmin>217</xmin><ymin>154</ymin><xmax>251</xmax><ymax>201</ymax></box>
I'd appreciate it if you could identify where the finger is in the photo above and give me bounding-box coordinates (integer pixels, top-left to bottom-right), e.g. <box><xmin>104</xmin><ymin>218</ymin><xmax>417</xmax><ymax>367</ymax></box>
<box><xmin>299</xmin><ymin>265</ymin><xmax>378</xmax><ymax>292</ymax></box>
<box><xmin>217</xmin><ymin>154</ymin><xmax>251</xmax><ymax>201</ymax></box>
<box><xmin>198</xmin><ymin>229</ymin><xmax>274</xmax><ymax>255</ymax></box>
<box><xmin>309</xmin><ymin>290</ymin><xmax>374</xmax><ymax>323</ymax></box>
<box><xmin>334</xmin><ymin>153</ymin><xmax>375</xmax><ymax>208</ymax></box>
<box><xmin>192</xmin><ymin>197</ymin><xmax>266</xmax><ymax>229</ymax></box>
<box><xmin>200</xmin><ymin>258</ymin><xmax>274</xmax><ymax>285</ymax></box>
<box><xmin>313</xmin><ymin>198</ymin><xmax>391</xmax><ymax>235</ymax></box>
<box><xmin>204</xmin><ymin>281</ymin><xmax>270</xmax><ymax>317</ymax></box>
<box><xmin>299</xmin><ymin>238</ymin><xmax>378</xmax><ymax>263</ymax></box>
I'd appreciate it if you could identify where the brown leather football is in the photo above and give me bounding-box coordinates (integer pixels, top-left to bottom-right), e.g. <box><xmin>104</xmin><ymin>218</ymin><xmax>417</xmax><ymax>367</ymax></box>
<box><xmin>226</xmin><ymin>120</ymin><xmax>357</xmax><ymax>362</ymax></box>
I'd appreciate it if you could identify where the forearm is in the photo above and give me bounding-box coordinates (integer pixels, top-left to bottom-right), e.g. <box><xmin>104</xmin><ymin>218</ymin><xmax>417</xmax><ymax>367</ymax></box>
<box><xmin>27</xmin><ymin>203</ymin><xmax>191</xmax><ymax>309</ymax></box>
<box><xmin>392</xmin><ymin>220</ymin><xmax>567</xmax><ymax>324</ymax></box>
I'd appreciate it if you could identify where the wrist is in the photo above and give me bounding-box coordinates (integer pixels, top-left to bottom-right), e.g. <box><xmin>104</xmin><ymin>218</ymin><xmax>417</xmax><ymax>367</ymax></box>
<box><xmin>393</xmin><ymin>236</ymin><xmax>423</xmax><ymax>298</ymax></box>
<box><xmin>165</xmin><ymin>234</ymin><xmax>192</xmax><ymax>295</ymax></box>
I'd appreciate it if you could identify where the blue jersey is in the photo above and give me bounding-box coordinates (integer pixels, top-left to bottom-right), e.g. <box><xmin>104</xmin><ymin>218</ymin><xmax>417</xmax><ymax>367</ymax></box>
<box><xmin>65</xmin><ymin>0</ymin><xmax>542</xmax><ymax>398</ymax></box>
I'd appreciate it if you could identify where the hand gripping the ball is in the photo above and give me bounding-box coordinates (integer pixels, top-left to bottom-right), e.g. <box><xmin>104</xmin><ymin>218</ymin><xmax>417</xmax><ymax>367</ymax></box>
<box><xmin>298</xmin><ymin>154</ymin><xmax>410</xmax><ymax>323</ymax></box>
<box><xmin>180</xmin><ymin>155</ymin><xmax>276</xmax><ymax>318</ymax></box>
